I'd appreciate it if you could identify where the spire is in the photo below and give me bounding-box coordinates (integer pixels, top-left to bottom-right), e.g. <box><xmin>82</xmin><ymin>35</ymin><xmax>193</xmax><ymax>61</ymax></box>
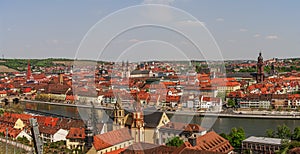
<box><xmin>133</xmin><ymin>98</ymin><xmax>144</xmax><ymax>142</ymax></box>
<box><xmin>256</xmin><ymin>52</ymin><xmax>264</xmax><ymax>83</ymax></box>
<box><xmin>27</xmin><ymin>60</ymin><xmax>33</xmax><ymax>81</ymax></box>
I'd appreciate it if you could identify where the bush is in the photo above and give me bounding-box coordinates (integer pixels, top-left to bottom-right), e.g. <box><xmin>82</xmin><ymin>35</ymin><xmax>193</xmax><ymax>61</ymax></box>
<box><xmin>166</xmin><ymin>136</ymin><xmax>184</xmax><ymax>147</ymax></box>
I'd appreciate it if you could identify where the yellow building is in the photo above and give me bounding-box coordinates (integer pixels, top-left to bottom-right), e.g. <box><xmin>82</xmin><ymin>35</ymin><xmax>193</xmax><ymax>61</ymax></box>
<box><xmin>124</xmin><ymin>111</ymin><xmax>170</xmax><ymax>144</ymax></box>
<box><xmin>66</xmin><ymin>128</ymin><xmax>86</xmax><ymax>153</ymax></box>
<box><xmin>216</xmin><ymin>82</ymin><xmax>241</xmax><ymax>95</ymax></box>
<box><xmin>14</xmin><ymin>118</ymin><xmax>26</xmax><ymax>130</ymax></box>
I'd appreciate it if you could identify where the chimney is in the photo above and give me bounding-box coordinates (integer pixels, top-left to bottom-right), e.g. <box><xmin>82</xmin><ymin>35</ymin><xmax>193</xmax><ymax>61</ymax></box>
<box><xmin>188</xmin><ymin>134</ymin><xmax>197</xmax><ymax>147</ymax></box>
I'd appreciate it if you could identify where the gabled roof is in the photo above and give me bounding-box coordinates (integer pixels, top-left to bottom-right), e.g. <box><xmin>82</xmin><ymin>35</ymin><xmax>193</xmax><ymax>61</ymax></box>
<box><xmin>66</xmin><ymin>127</ymin><xmax>86</xmax><ymax>139</ymax></box>
<box><xmin>160</xmin><ymin>122</ymin><xmax>206</xmax><ymax>133</ymax></box>
<box><xmin>123</xmin><ymin>142</ymin><xmax>176</xmax><ymax>154</ymax></box>
<box><xmin>125</xmin><ymin>111</ymin><xmax>169</xmax><ymax>128</ymax></box>
<box><xmin>39</xmin><ymin>126</ymin><xmax>59</xmax><ymax>135</ymax></box>
<box><xmin>93</xmin><ymin>128</ymin><xmax>133</xmax><ymax>151</ymax></box>
<box><xmin>195</xmin><ymin>131</ymin><xmax>233</xmax><ymax>153</ymax></box>
<box><xmin>174</xmin><ymin>131</ymin><xmax>233</xmax><ymax>154</ymax></box>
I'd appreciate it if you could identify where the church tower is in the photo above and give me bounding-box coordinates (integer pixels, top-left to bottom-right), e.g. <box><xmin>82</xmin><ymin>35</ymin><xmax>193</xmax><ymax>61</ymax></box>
<box><xmin>113</xmin><ymin>97</ymin><xmax>125</xmax><ymax>129</ymax></box>
<box><xmin>27</xmin><ymin>60</ymin><xmax>34</xmax><ymax>81</ymax></box>
<box><xmin>132</xmin><ymin>99</ymin><xmax>145</xmax><ymax>142</ymax></box>
<box><xmin>256</xmin><ymin>52</ymin><xmax>265</xmax><ymax>83</ymax></box>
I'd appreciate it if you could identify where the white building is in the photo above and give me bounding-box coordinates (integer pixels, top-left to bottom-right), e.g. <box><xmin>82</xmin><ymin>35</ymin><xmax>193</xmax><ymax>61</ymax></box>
<box><xmin>16</xmin><ymin>130</ymin><xmax>33</xmax><ymax>143</ymax></box>
<box><xmin>240</xmin><ymin>101</ymin><xmax>271</xmax><ymax>109</ymax></box>
<box><xmin>53</xmin><ymin>129</ymin><xmax>69</xmax><ymax>142</ymax></box>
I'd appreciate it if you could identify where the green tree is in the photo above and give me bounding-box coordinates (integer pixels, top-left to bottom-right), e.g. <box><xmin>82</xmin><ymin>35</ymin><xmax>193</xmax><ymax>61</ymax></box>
<box><xmin>17</xmin><ymin>136</ymin><xmax>30</xmax><ymax>145</ymax></box>
<box><xmin>266</xmin><ymin>129</ymin><xmax>275</xmax><ymax>138</ymax></box>
<box><xmin>166</xmin><ymin>136</ymin><xmax>184</xmax><ymax>147</ymax></box>
<box><xmin>292</xmin><ymin>127</ymin><xmax>300</xmax><ymax>141</ymax></box>
<box><xmin>220</xmin><ymin>133</ymin><xmax>229</xmax><ymax>139</ymax></box>
<box><xmin>227</xmin><ymin>127</ymin><xmax>246</xmax><ymax>149</ymax></box>
<box><xmin>227</xmin><ymin>99</ymin><xmax>236</xmax><ymax>107</ymax></box>
<box><xmin>276</xmin><ymin>124</ymin><xmax>291</xmax><ymax>139</ymax></box>
<box><xmin>278</xmin><ymin>141</ymin><xmax>300</xmax><ymax>154</ymax></box>
<box><xmin>0</xmin><ymin>108</ymin><xmax>4</xmax><ymax>116</ymax></box>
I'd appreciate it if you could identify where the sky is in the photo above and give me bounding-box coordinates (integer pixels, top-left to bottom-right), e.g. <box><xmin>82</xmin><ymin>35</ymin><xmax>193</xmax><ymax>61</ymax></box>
<box><xmin>1</xmin><ymin>0</ymin><xmax>300</xmax><ymax>61</ymax></box>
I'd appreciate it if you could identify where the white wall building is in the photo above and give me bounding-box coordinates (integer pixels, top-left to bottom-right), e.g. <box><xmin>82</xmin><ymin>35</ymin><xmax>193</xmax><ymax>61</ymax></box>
<box><xmin>53</xmin><ymin>129</ymin><xmax>69</xmax><ymax>142</ymax></box>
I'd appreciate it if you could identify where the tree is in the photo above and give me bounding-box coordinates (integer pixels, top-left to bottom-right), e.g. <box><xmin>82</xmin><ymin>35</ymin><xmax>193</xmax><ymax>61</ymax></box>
<box><xmin>227</xmin><ymin>127</ymin><xmax>246</xmax><ymax>149</ymax></box>
<box><xmin>227</xmin><ymin>99</ymin><xmax>236</xmax><ymax>107</ymax></box>
<box><xmin>278</xmin><ymin>141</ymin><xmax>300</xmax><ymax>154</ymax></box>
<box><xmin>266</xmin><ymin>129</ymin><xmax>275</xmax><ymax>138</ymax></box>
<box><xmin>221</xmin><ymin>127</ymin><xmax>246</xmax><ymax>150</ymax></box>
<box><xmin>166</xmin><ymin>136</ymin><xmax>184</xmax><ymax>147</ymax></box>
<box><xmin>0</xmin><ymin>108</ymin><xmax>4</xmax><ymax>116</ymax></box>
<box><xmin>17</xmin><ymin>136</ymin><xmax>30</xmax><ymax>145</ymax></box>
<box><xmin>292</xmin><ymin>127</ymin><xmax>300</xmax><ymax>141</ymax></box>
<box><xmin>220</xmin><ymin>133</ymin><xmax>229</xmax><ymax>139</ymax></box>
<box><xmin>276</xmin><ymin>124</ymin><xmax>291</xmax><ymax>139</ymax></box>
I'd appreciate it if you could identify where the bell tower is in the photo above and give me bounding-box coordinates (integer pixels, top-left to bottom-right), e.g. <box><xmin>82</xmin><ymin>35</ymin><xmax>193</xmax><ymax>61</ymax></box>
<box><xmin>132</xmin><ymin>99</ymin><xmax>144</xmax><ymax>142</ymax></box>
<box><xmin>27</xmin><ymin>60</ymin><xmax>34</xmax><ymax>81</ymax></box>
<box><xmin>256</xmin><ymin>52</ymin><xmax>264</xmax><ymax>83</ymax></box>
<box><xmin>113</xmin><ymin>97</ymin><xmax>125</xmax><ymax>129</ymax></box>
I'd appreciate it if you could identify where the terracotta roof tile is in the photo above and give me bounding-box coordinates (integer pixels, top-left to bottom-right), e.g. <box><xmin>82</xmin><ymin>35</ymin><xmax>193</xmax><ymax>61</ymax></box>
<box><xmin>66</xmin><ymin>127</ymin><xmax>86</xmax><ymax>139</ymax></box>
<box><xmin>93</xmin><ymin>128</ymin><xmax>133</xmax><ymax>151</ymax></box>
<box><xmin>195</xmin><ymin>131</ymin><xmax>233</xmax><ymax>153</ymax></box>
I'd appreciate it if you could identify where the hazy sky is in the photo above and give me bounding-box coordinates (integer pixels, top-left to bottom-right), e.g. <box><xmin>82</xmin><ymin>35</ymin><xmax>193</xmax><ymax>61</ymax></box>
<box><xmin>1</xmin><ymin>0</ymin><xmax>300</xmax><ymax>60</ymax></box>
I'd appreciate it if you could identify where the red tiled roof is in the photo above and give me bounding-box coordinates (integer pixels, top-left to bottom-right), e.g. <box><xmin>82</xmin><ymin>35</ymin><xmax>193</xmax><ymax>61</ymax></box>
<box><xmin>0</xmin><ymin>90</ymin><xmax>7</xmax><ymax>94</ymax></box>
<box><xmin>8</xmin><ymin>128</ymin><xmax>22</xmax><ymax>138</ymax></box>
<box><xmin>93</xmin><ymin>128</ymin><xmax>133</xmax><ymax>151</ymax></box>
<box><xmin>195</xmin><ymin>131</ymin><xmax>233</xmax><ymax>153</ymax></box>
<box><xmin>202</xmin><ymin>97</ymin><xmax>221</xmax><ymax>102</ymax></box>
<box><xmin>44</xmin><ymin>117</ymin><xmax>59</xmax><ymax>127</ymax></box>
<box><xmin>161</xmin><ymin>122</ymin><xmax>206</xmax><ymax>132</ymax></box>
<box><xmin>227</xmin><ymin>91</ymin><xmax>245</xmax><ymax>98</ymax></box>
<box><xmin>66</xmin><ymin>127</ymin><xmax>86</xmax><ymax>139</ymax></box>
<box><xmin>166</xmin><ymin>95</ymin><xmax>181</xmax><ymax>102</ymax></box>
<box><xmin>105</xmin><ymin>148</ymin><xmax>125</xmax><ymax>154</ymax></box>
<box><xmin>39</xmin><ymin>126</ymin><xmax>58</xmax><ymax>135</ymax></box>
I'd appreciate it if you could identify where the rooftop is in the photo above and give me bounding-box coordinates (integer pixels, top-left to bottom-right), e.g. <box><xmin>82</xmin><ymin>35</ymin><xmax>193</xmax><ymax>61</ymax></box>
<box><xmin>243</xmin><ymin>136</ymin><xmax>283</xmax><ymax>145</ymax></box>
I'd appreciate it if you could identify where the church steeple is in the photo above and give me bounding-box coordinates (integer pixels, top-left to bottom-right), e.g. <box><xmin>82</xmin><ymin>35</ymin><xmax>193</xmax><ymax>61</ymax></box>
<box><xmin>27</xmin><ymin>60</ymin><xmax>33</xmax><ymax>81</ymax></box>
<box><xmin>132</xmin><ymin>98</ymin><xmax>144</xmax><ymax>142</ymax></box>
<box><xmin>256</xmin><ymin>52</ymin><xmax>265</xmax><ymax>83</ymax></box>
<box><xmin>113</xmin><ymin>97</ymin><xmax>125</xmax><ymax>128</ymax></box>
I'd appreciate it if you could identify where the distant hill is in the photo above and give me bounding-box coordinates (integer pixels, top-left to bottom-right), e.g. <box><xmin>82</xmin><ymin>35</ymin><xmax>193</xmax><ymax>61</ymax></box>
<box><xmin>0</xmin><ymin>65</ymin><xmax>18</xmax><ymax>72</ymax></box>
<box><xmin>0</xmin><ymin>58</ymin><xmax>107</xmax><ymax>71</ymax></box>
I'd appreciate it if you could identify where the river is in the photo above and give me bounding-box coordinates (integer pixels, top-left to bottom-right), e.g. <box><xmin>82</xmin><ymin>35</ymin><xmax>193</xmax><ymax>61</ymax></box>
<box><xmin>22</xmin><ymin>101</ymin><xmax>300</xmax><ymax>137</ymax></box>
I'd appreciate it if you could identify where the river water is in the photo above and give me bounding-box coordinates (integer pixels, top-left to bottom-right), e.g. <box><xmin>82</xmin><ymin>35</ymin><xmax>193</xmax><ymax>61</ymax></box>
<box><xmin>23</xmin><ymin>101</ymin><xmax>300</xmax><ymax>137</ymax></box>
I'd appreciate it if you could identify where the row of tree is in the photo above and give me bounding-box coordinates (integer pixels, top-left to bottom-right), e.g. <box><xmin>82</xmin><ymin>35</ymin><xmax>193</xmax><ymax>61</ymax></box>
<box><xmin>266</xmin><ymin>124</ymin><xmax>300</xmax><ymax>141</ymax></box>
<box><xmin>165</xmin><ymin>125</ymin><xmax>300</xmax><ymax>153</ymax></box>
<box><xmin>165</xmin><ymin>127</ymin><xmax>246</xmax><ymax>149</ymax></box>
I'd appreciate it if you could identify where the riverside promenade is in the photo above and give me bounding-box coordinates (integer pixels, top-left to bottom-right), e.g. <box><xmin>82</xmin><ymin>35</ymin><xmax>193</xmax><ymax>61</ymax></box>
<box><xmin>23</xmin><ymin>100</ymin><xmax>300</xmax><ymax>120</ymax></box>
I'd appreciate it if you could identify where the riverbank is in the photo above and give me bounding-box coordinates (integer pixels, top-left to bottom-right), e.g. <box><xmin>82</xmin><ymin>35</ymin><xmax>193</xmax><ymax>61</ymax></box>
<box><xmin>164</xmin><ymin>111</ymin><xmax>300</xmax><ymax>119</ymax></box>
<box><xmin>21</xmin><ymin>100</ymin><xmax>300</xmax><ymax>137</ymax></box>
<box><xmin>22</xmin><ymin>100</ymin><xmax>300</xmax><ymax>119</ymax></box>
